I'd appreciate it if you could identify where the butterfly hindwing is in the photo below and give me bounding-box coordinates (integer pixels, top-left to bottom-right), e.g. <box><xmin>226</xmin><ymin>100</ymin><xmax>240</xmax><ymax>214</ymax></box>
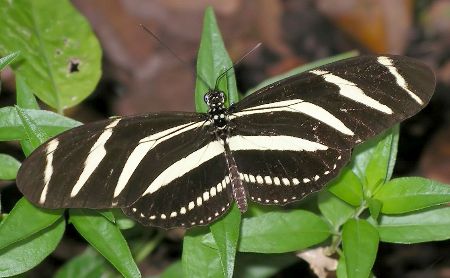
<box><xmin>123</xmin><ymin>148</ymin><xmax>233</xmax><ymax>229</ymax></box>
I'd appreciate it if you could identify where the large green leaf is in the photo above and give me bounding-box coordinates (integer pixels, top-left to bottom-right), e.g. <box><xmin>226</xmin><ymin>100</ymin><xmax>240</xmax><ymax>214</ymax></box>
<box><xmin>0</xmin><ymin>153</ymin><xmax>21</xmax><ymax>180</ymax></box>
<box><xmin>0</xmin><ymin>106</ymin><xmax>81</xmax><ymax>141</ymax></box>
<box><xmin>234</xmin><ymin>253</ymin><xmax>297</xmax><ymax>278</ymax></box>
<box><xmin>182</xmin><ymin>229</ymin><xmax>223</xmax><ymax>278</ymax></box>
<box><xmin>350</xmin><ymin>127</ymin><xmax>398</xmax><ymax>187</ymax></box>
<box><xmin>15</xmin><ymin>106</ymin><xmax>48</xmax><ymax>149</ymax></box>
<box><xmin>238</xmin><ymin>210</ymin><xmax>331</xmax><ymax>253</ymax></box>
<box><xmin>0</xmin><ymin>198</ymin><xmax>63</xmax><ymax>250</ymax></box>
<box><xmin>364</xmin><ymin>126</ymin><xmax>399</xmax><ymax>194</ymax></box>
<box><xmin>374</xmin><ymin>177</ymin><xmax>450</xmax><ymax>214</ymax></box>
<box><xmin>342</xmin><ymin>219</ymin><xmax>379</xmax><ymax>278</ymax></box>
<box><xmin>0</xmin><ymin>0</ymin><xmax>102</xmax><ymax>111</ymax></box>
<box><xmin>194</xmin><ymin>6</ymin><xmax>238</xmax><ymax>111</ymax></box>
<box><xmin>377</xmin><ymin>206</ymin><xmax>450</xmax><ymax>243</ymax></box>
<box><xmin>318</xmin><ymin>190</ymin><xmax>355</xmax><ymax>229</ymax></box>
<box><xmin>210</xmin><ymin>204</ymin><xmax>241</xmax><ymax>278</ymax></box>
<box><xmin>16</xmin><ymin>73</ymin><xmax>40</xmax><ymax>110</ymax></box>
<box><xmin>327</xmin><ymin>169</ymin><xmax>363</xmax><ymax>207</ymax></box>
<box><xmin>70</xmin><ymin>209</ymin><xmax>141</xmax><ymax>278</ymax></box>
<box><xmin>0</xmin><ymin>51</ymin><xmax>19</xmax><ymax>71</ymax></box>
<box><xmin>0</xmin><ymin>218</ymin><xmax>65</xmax><ymax>277</ymax></box>
<box><xmin>54</xmin><ymin>248</ymin><xmax>106</xmax><ymax>278</ymax></box>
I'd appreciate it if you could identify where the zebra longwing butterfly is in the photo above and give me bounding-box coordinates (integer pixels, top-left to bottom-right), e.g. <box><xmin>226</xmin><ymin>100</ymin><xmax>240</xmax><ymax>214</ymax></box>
<box><xmin>16</xmin><ymin>55</ymin><xmax>435</xmax><ymax>229</ymax></box>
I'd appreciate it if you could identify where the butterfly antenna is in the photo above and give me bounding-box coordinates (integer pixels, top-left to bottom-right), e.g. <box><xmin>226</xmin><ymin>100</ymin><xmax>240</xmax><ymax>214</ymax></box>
<box><xmin>214</xmin><ymin>42</ymin><xmax>262</xmax><ymax>89</ymax></box>
<box><xmin>139</xmin><ymin>24</ymin><xmax>212</xmax><ymax>90</ymax></box>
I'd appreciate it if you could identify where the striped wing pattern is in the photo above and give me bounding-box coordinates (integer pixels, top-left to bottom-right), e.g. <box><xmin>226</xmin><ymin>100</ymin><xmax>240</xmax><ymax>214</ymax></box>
<box><xmin>16</xmin><ymin>55</ymin><xmax>435</xmax><ymax>229</ymax></box>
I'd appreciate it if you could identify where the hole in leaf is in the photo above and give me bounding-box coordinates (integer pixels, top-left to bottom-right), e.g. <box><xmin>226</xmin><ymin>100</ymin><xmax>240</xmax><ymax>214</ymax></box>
<box><xmin>68</xmin><ymin>58</ymin><xmax>80</xmax><ymax>73</ymax></box>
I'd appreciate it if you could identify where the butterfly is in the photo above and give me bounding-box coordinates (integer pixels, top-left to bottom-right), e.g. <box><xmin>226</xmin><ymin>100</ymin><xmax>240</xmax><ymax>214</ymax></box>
<box><xmin>16</xmin><ymin>55</ymin><xmax>435</xmax><ymax>229</ymax></box>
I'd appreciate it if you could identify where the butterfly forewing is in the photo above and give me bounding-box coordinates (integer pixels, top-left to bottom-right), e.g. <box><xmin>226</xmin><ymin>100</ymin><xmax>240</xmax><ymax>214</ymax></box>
<box><xmin>231</xmin><ymin>55</ymin><xmax>435</xmax><ymax>143</ymax></box>
<box><xmin>17</xmin><ymin>113</ymin><xmax>211</xmax><ymax>209</ymax></box>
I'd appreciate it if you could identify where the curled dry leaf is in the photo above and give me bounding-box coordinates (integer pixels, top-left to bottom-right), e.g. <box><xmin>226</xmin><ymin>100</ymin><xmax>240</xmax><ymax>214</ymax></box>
<box><xmin>297</xmin><ymin>247</ymin><xmax>338</xmax><ymax>278</ymax></box>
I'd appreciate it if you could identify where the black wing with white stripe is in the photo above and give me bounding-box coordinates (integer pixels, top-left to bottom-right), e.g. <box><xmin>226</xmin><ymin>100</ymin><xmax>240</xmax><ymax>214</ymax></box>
<box><xmin>225</xmin><ymin>55</ymin><xmax>434</xmax><ymax>205</ymax></box>
<box><xmin>15</xmin><ymin>55</ymin><xmax>435</xmax><ymax>229</ymax></box>
<box><xmin>17</xmin><ymin>113</ymin><xmax>211</xmax><ymax>209</ymax></box>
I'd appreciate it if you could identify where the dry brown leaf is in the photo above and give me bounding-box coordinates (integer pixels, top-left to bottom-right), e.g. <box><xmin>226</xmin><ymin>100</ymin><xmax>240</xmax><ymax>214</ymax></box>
<box><xmin>297</xmin><ymin>247</ymin><xmax>338</xmax><ymax>278</ymax></box>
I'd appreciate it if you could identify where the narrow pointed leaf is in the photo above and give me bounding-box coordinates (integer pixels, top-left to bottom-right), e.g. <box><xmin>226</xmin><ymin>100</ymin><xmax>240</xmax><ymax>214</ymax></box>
<box><xmin>182</xmin><ymin>229</ymin><xmax>223</xmax><ymax>278</ymax></box>
<box><xmin>318</xmin><ymin>190</ymin><xmax>355</xmax><ymax>229</ymax></box>
<box><xmin>210</xmin><ymin>204</ymin><xmax>240</xmax><ymax>278</ymax></box>
<box><xmin>374</xmin><ymin>177</ymin><xmax>450</xmax><ymax>214</ymax></box>
<box><xmin>16</xmin><ymin>73</ymin><xmax>40</xmax><ymax>110</ymax></box>
<box><xmin>0</xmin><ymin>218</ymin><xmax>65</xmax><ymax>277</ymax></box>
<box><xmin>327</xmin><ymin>169</ymin><xmax>363</xmax><ymax>207</ymax></box>
<box><xmin>194</xmin><ymin>6</ymin><xmax>238</xmax><ymax>111</ymax></box>
<box><xmin>15</xmin><ymin>106</ymin><xmax>48</xmax><ymax>150</ymax></box>
<box><xmin>342</xmin><ymin>219</ymin><xmax>379</xmax><ymax>278</ymax></box>
<box><xmin>0</xmin><ymin>153</ymin><xmax>21</xmax><ymax>180</ymax></box>
<box><xmin>70</xmin><ymin>209</ymin><xmax>141</xmax><ymax>278</ymax></box>
<box><xmin>377</xmin><ymin>206</ymin><xmax>450</xmax><ymax>243</ymax></box>
<box><xmin>55</xmin><ymin>248</ymin><xmax>106</xmax><ymax>278</ymax></box>
<box><xmin>365</xmin><ymin>126</ymin><xmax>399</xmax><ymax>193</ymax></box>
<box><xmin>0</xmin><ymin>51</ymin><xmax>19</xmax><ymax>71</ymax></box>
<box><xmin>0</xmin><ymin>106</ymin><xmax>81</xmax><ymax>141</ymax></box>
<box><xmin>0</xmin><ymin>197</ymin><xmax>63</xmax><ymax>250</ymax></box>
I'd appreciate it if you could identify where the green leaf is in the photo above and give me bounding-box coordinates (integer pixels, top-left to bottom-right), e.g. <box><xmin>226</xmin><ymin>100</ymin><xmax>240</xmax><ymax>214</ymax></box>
<box><xmin>364</xmin><ymin>126</ymin><xmax>399</xmax><ymax>193</ymax></box>
<box><xmin>162</xmin><ymin>261</ymin><xmax>183</xmax><ymax>278</ymax></box>
<box><xmin>351</xmin><ymin>127</ymin><xmax>398</xmax><ymax>187</ymax></box>
<box><xmin>210</xmin><ymin>204</ymin><xmax>241</xmax><ymax>278</ymax></box>
<box><xmin>234</xmin><ymin>253</ymin><xmax>297</xmax><ymax>278</ymax></box>
<box><xmin>111</xmin><ymin>209</ymin><xmax>136</xmax><ymax>230</ymax></box>
<box><xmin>16</xmin><ymin>72</ymin><xmax>41</xmax><ymax>155</ymax></box>
<box><xmin>336</xmin><ymin>254</ymin><xmax>347</xmax><ymax>278</ymax></box>
<box><xmin>194</xmin><ymin>6</ymin><xmax>238</xmax><ymax>112</ymax></box>
<box><xmin>55</xmin><ymin>248</ymin><xmax>106</xmax><ymax>278</ymax></box>
<box><xmin>342</xmin><ymin>219</ymin><xmax>379</xmax><ymax>278</ymax></box>
<box><xmin>0</xmin><ymin>106</ymin><xmax>81</xmax><ymax>141</ymax></box>
<box><xmin>0</xmin><ymin>153</ymin><xmax>21</xmax><ymax>180</ymax></box>
<box><xmin>16</xmin><ymin>73</ymin><xmax>40</xmax><ymax>110</ymax></box>
<box><xmin>0</xmin><ymin>197</ymin><xmax>63</xmax><ymax>250</ymax></box>
<box><xmin>247</xmin><ymin>51</ymin><xmax>359</xmax><ymax>94</ymax></box>
<box><xmin>15</xmin><ymin>105</ymin><xmax>48</xmax><ymax>149</ymax></box>
<box><xmin>182</xmin><ymin>228</ymin><xmax>223</xmax><ymax>278</ymax></box>
<box><xmin>70</xmin><ymin>209</ymin><xmax>141</xmax><ymax>278</ymax></box>
<box><xmin>318</xmin><ymin>190</ymin><xmax>355</xmax><ymax>229</ymax></box>
<box><xmin>374</xmin><ymin>177</ymin><xmax>450</xmax><ymax>214</ymax></box>
<box><xmin>367</xmin><ymin>198</ymin><xmax>382</xmax><ymax>220</ymax></box>
<box><xmin>0</xmin><ymin>218</ymin><xmax>65</xmax><ymax>277</ymax></box>
<box><xmin>327</xmin><ymin>169</ymin><xmax>363</xmax><ymax>207</ymax></box>
<box><xmin>0</xmin><ymin>0</ymin><xmax>102</xmax><ymax>111</ymax></box>
<box><xmin>238</xmin><ymin>210</ymin><xmax>331</xmax><ymax>253</ymax></box>
<box><xmin>377</xmin><ymin>206</ymin><xmax>450</xmax><ymax>243</ymax></box>
<box><xmin>0</xmin><ymin>51</ymin><xmax>19</xmax><ymax>71</ymax></box>
<box><xmin>98</xmin><ymin>210</ymin><xmax>116</xmax><ymax>223</ymax></box>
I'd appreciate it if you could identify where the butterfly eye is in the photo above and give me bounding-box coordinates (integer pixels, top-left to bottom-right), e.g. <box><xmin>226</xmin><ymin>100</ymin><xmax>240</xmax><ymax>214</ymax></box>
<box><xmin>204</xmin><ymin>94</ymin><xmax>210</xmax><ymax>104</ymax></box>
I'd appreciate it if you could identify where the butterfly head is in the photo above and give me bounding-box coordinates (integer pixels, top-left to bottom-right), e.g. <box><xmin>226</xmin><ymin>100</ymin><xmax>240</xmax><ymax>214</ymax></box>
<box><xmin>204</xmin><ymin>90</ymin><xmax>226</xmax><ymax>108</ymax></box>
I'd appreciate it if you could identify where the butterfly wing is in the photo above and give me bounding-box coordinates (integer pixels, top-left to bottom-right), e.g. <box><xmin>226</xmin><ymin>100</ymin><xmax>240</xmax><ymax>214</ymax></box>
<box><xmin>228</xmin><ymin>55</ymin><xmax>435</xmax><ymax>204</ymax></box>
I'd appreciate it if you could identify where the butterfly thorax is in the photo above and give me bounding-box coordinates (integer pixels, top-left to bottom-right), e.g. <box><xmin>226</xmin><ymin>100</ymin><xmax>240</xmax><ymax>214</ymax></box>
<box><xmin>204</xmin><ymin>90</ymin><xmax>228</xmax><ymax>129</ymax></box>
<box><xmin>204</xmin><ymin>89</ymin><xmax>248</xmax><ymax>212</ymax></box>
